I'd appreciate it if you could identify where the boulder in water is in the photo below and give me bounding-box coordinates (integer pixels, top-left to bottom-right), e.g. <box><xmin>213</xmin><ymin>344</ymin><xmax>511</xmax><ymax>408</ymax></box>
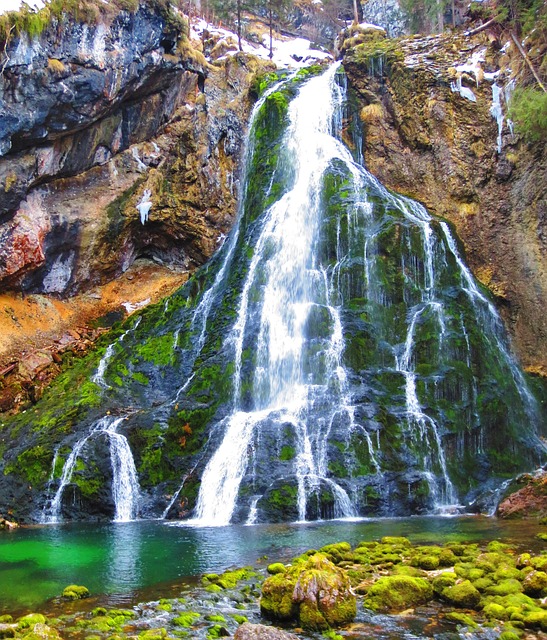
<box><xmin>363</xmin><ymin>575</ymin><xmax>433</xmax><ymax>611</ymax></box>
<box><xmin>260</xmin><ymin>552</ymin><xmax>356</xmax><ymax>631</ymax></box>
<box><xmin>234</xmin><ymin>622</ymin><xmax>299</xmax><ymax>639</ymax></box>
<box><xmin>61</xmin><ymin>584</ymin><xmax>90</xmax><ymax>600</ymax></box>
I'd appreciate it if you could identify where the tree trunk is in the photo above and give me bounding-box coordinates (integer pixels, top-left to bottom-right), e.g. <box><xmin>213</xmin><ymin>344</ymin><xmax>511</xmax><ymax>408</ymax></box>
<box><xmin>237</xmin><ymin>0</ymin><xmax>242</xmax><ymax>51</ymax></box>
<box><xmin>269</xmin><ymin>3</ymin><xmax>273</xmax><ymax>59</ymax></box>
<box><xmin>353</xmin><ymin>0</ymin><xmax>359</xmax><ymax>24</ymax></box>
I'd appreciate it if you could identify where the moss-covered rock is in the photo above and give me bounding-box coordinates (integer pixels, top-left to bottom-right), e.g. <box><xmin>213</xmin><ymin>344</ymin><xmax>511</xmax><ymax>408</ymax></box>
<box><xmin>442</xmin><ymin>580</ymin><xmax>481</xmax><ymax>609</ymax></box>
<box><xmin>260</xmin><ymin>553</ymin><xmax>356</xmax><ymax>630</ymax></box>
<box><xmin>172</xmin><ymin>612</ymin><xmax>200</xmax><ymax>627</ymax></box>
<box><xmin>61</xmin><ymin>584</ymin><xmax>90</xmax><ymax>600</ymax></box>
<box><xmin>522</xmin><ymin>570</ymin><xmax>547</xmax><ymax>596</ymax></box>
<box><xmin>363</xmin><ymin>575</ymin><xmax>433</xmax><ymax>611</ymax></box>
<box><xmin>267</xmin><ymin>563</ymin><xmax>286</xmax><ymax>575</ymax></box>
<box><xmin>17</xmin><ymin>614</ymin><xmax>47</xmax><ymax>630</ymax></box>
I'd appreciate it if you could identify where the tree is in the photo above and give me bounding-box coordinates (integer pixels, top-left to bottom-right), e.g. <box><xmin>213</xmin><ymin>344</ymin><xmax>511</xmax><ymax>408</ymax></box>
<box><xmin>260</xmin><ymin>0</ymin><xmax>292</xmax><ymax>58</ymax></box>
<box><xmin>209</xmin><ymin>0</ymin><xmax>258</xmax><ymax>50</ymax></box>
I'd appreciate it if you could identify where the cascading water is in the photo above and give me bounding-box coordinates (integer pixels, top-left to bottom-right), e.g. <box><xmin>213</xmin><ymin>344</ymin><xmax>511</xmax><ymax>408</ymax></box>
<box><xmin>42</xmin><ymin>415</ymin><xmax>140</xmax><ymax>523</ymax></box>
<box><xmin>31</xmin><ymin>62</ymin><xmax>545</xmax><ymax>525</ymax></box>
<box><xmin>181</xmin><ymin>62</ymin><xmax>543</xmax><ymax>524</ymax></box>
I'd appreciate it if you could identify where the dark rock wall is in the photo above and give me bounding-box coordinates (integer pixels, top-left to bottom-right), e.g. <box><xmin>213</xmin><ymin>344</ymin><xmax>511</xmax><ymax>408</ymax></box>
<box><xmin>0</xmin><ymin>5</ymin><xmax>273</xmax><ymax>297</ymax></box>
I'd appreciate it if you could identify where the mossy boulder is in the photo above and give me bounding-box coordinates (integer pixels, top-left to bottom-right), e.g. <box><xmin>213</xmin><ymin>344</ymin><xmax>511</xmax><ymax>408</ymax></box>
<box><xmin>485</xmin><ymin>579</ymin><xmax>523</xmax><ymax>596</ymax></box>
<box><xmin>363</xmin><ymin>575</ymin><xmax>433</xmax><ymax>611</ymax></box>
<box><xmin>20</xmin><ymin>624</ymin><xmax>61</xmax><ymax>640</ymax></box>
<box><xmin>411</xmin><ymin>554</ymin><xmax>440</xmax><ymax>570</ymax></box>
<box><xmin>522</xmin><ymin>570</ymin><xmax>547</xmax><ymax>596</ymax></box>
<box><xmin>267</xmin><ymin>563</ymin><xmax>286</xmax><ymax>575</ymax></box>
<box><xmin>260</xmin><ymin>553</ymin><xmax>356</xmax><ymax>631</ymax></box>
<box><xmin>319</xmin><ymin>541</ymin><xmax>352</xmax><ymax>563</ymax></box>
<box><xmin>445</xmin><ymin>611</ymin><xmax>478</xmax><ymax>627</ymax></box>
<box><xmin>17</xmin><ymin>614</ymin><xmax>47</xmax><ymax>630</ymax></box>
<box><xmin>173</xmin><ymin>612</ymin><xmax>200</xmax><ymax>627</ymax></box>
<box><xmin>432</xmin><ymin>572</ymin><xmax>457</xmax><ymax>594</ymax></box>
<box><xmin>138</xmin><ymin>629</ymin><xmax>168</xmax><ymax>639</ymax></box>
<box><xmin>61</xmin><ymin>584</ymin><xmax>90</xmax><ymax>600</ymax></box>
<box><xmin>442</xmin><ymin>580</ymin><xmax>481</xmax><ymax>609</ymax></box>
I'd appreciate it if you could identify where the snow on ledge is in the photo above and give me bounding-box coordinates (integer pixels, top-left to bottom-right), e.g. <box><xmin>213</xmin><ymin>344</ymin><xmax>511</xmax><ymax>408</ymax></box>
<box><xmin>191</xmin><ymin>17</ymin><xmax>332</xmax><ymax>69</ymax></box>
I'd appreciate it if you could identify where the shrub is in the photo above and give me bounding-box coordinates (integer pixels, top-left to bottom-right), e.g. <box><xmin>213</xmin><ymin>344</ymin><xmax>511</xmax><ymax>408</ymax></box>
<box><xmin>509</xmin><ymin>87</ymin><xmax>547</xmax><ymax>144</ymax></box>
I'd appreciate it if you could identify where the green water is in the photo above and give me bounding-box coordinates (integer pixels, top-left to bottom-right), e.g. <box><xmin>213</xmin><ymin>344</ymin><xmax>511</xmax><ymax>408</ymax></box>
<box><xmin>0</xmin><ymin>516</ymin><xmax>543</xmax><ymax>614</ymax></box>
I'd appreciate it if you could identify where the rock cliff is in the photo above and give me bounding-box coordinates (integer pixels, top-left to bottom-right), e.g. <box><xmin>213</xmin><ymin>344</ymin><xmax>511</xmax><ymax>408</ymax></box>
<box><xmin>0</xmin><ymin>2</ymin><xmax>274</xmax><ymax>407</ymax></box>
<box><xmin>342</xmin><ymin>28</ymin><xmax>547</xmax><ymax>375</ymax></box>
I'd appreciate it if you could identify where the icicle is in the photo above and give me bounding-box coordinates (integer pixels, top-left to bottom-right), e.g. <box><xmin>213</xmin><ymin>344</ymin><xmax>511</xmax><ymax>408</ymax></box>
<box><xmin>136</xmin><ymin>189</ymin><xmax>152</xmax><ymax>225</ymax></box>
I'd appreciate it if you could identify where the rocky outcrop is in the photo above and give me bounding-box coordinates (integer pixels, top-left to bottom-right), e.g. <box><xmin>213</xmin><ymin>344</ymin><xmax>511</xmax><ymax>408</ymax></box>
<box><xmin>497</xmin><ymin>470</ymin><xmax>547</xmax><ymax>519</ymax></box>
<box><xmin>343</xmin><ymin>30</ymin><xmax>547</xmax><ymax>373</ymax></box>
<box><xmin>0</xmin><ymin>4</ymin><xmax>273</xmax><ymax>299</ymax></box>
<box><xmin>0</xmin><ymin>4</ymin><xmax>275</xmax><ymax>401</ymax></box>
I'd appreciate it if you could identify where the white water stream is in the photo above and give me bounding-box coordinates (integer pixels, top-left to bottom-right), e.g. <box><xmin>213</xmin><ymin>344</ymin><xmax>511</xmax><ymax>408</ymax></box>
<box><xmin>42</xmin><ymin>415</ymin><xmax>140</xmax><ymax>523</ymax></box>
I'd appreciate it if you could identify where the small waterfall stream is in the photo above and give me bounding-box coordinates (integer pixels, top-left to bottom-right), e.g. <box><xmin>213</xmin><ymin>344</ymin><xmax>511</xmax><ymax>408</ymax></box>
<box><xmin>42</xmin><ymin>415</ymin><xmax>140</xmax><ymax>523</ymax></box>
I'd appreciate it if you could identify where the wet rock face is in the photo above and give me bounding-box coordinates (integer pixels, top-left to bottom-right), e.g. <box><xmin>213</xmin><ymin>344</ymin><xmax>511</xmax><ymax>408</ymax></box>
<box><xmin>343</xmin><ymin>31</ymin><xmax>547</xmax><ymax>373</ymax></box>
<box><xmin>0</xmin><ymin>7</ymin><xmax>270</xmax><ymax>299</ymax></box>
<box><xmin>497</xmin><ymin>471</ymin><xmax>547</xmax><ymax>519</ymax></box>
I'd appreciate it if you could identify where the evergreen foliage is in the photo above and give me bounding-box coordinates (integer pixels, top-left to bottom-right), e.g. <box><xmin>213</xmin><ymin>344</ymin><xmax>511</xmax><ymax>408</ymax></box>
<box><xmin>508</xmin><ymin>87</ymin><xmax>547</xmax><ymax>142</ymax></box>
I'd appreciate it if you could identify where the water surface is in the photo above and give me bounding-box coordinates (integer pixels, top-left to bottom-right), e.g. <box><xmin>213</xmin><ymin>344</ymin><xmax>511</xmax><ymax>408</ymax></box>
<box><xmin>0</xmin><ymin>516</ymin><xmax>543</xmax><ymax>614</ymax></box>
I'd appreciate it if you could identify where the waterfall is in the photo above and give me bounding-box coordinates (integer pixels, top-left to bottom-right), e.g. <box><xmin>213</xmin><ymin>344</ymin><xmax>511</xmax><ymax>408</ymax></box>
<box><xmin>92</xmin><ymin>318</ymin><xmax>141</xmax><ymax>390</ymax></box>
<box><xmin>180</xmin><ymin>61</ymin><xmax>542</xmax><ymax>525</ymax></box>
<box><xmin>42</xmin><ymin>415</ymin><xmax>140</xmax><ymax>523</ymax></box>
<box><xmin>191</xmin><ymin>64</ymin><xmax>357</xmax><ymax>526</ymax></box>
<box><xmin>103</xmin><ymin>419</ymin><xmax>141</xmax><ymax>522</ymax></box>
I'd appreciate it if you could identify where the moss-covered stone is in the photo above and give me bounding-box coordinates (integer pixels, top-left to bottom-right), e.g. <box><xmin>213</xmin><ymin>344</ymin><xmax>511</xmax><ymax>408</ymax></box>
<box><xmin>172</xmin><ymin>612</ymin><xmax>200</xmax><ymax>627</ymax></box>
<box><xmin>442</xmin><ymin>580</ymin><xmax>481</xmax><ymax>609</ymax></box>
<box><xmin>61</xmin><ymin>584</ymin><xmax>90</xmax><ymax>600</ymax></box>
<box><xmin>17</xmin><ymin>614</ymin><xmax>46</xmax><ymax>630</ymax></box>
<box><xmin>364</xmin><ymin>575</ymin><xmax>433</xmax><ymax>611</ymax></box>
<box><xmin>267</xmin><ymin>563</ymin><xmax>286</xmax><ymax>575</ymax></box>
<box><xmin>522</xmin><ymin>570</ymin><xmax>547</xmax><ymax>596</ymax></box>
<box><xmin>445</xmin><ymin>611</ymin><xmax>478</xmax><ymax>627</ymax></box>
<box><xmin>261</xmin><ymin>553</ymin><xmax>356</xmax><ymax>630</ymax></box>
<box><xmin>485</xmin><ymin>579</ymin><xmax>523</xmax><ymax>597</ymax></box>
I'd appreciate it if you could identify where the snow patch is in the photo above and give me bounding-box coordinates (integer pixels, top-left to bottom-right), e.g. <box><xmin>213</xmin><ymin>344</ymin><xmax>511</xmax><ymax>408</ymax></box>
<box><xmin>191</xmin><ymin>18</ymin><xmax>331</xmax><ymax>68</ymax></box>
<box><xmin>122</xmin><ymin>299</ymin><xmax>151</xmax><ymax>313</ymax></box>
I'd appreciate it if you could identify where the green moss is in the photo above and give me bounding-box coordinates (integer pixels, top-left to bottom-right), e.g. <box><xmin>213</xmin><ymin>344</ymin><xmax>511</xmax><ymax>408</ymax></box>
<box><xmin>134</xmin><ymin>333</ymin><xmax>176</xmax><ymax>367</ymax></box>
<box><xmin>442</xmin><ymin>580</ymin><xmax>481</xmax><ymax>609</ymax></box>
<box><xmin>216</xmin><ymin>567</ymin><xmax>256</xmax><ymax>589</ymax></box>
<box><xmin>486</xmin><ymin>579</ymin><xmax>524</xmax><ymax>596</ymax></box>
<box><xmin>172</xmin><ymin>612</ymin><xmax>200</xmax><ymax>627</ymax></box>
<box><xmin>17</xmin><ymin>613</ymin><xmax>47</xmax><ymax>629</ymax></box>
<box><xmin>267</xmin><ymin>563</ymin><xmax>286</xmax><ymax>575</ymax></box>
<box><xmin>261</xmin><ymin>553</ymin><xmax>356</xmax><ymax>630</ymax></box>
<box><xmin>432</xmin><ymin>572</ymin><xmax>457</xmax><ymax>594</ymax></box>
<box><xmin>132</xmin><ymin>372</ymin><xmax>150</xmax><ymax>385</ymax></box>
<box><xmin>445</xmin><ymin>611</ymin><xmax>478</xmax><ymax>627</ymax></box>
<box><xmin>231</xmin><ymin>614</ymin><xmax>248</xmax><ymax>624</ymax></box>
<box><xmin>139</xmin><ymin>629</ymin><xmax>168</xmax><ymax>640</ymax></box>
<box><xmin>279</xmin><ymin>445</ymin><xmax>295</xmax><ymax>461</ymax></box>
<box><xmin>62</xmin><ymin>584</ymin><xmax>89</xmax><ymax>600</ymax></box>
<box><xmin>3</xmin><ymin>445</ymin><xmax>53</xmax><ymax>486</ymax></box>
<box><xmin>364</xmin><ymin>575</ymin><xmax>433</xmax><ymax>611</ymax></box>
